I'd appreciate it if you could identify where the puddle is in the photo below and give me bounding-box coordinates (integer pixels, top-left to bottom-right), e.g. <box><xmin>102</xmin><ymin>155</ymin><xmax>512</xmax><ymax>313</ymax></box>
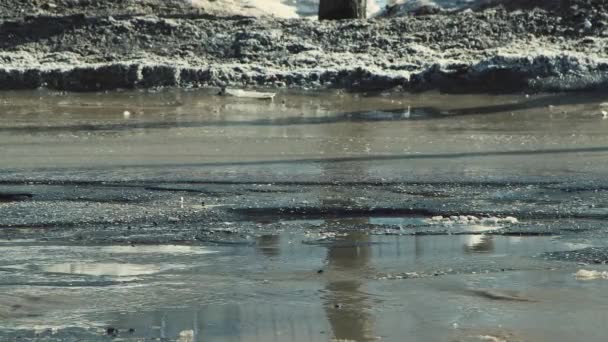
<box><xmin>0</xmin><ymin>234</ymin><xmax>607</xmax><ymax>340</ymax></box>
<box><xmin>3</xmin><ymin>90</ymin><xmax>608</xmax><ymax>183</ymax></box>
<box><xmin>3</xmin><ymin>90</ymin><xmax>608</xmax><ymax>340</ymax></box>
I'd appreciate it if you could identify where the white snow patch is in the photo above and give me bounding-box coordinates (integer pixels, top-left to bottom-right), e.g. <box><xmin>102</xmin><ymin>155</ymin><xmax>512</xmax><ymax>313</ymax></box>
<box><xmin>424</xmin><ymin>215</ymin><xmax>518</xmax><ymax>226</ymax></box>
<box><xmin>190</xmin><ymin>0</ymin><xmax>299</xmax><ymax>18</ymax></box>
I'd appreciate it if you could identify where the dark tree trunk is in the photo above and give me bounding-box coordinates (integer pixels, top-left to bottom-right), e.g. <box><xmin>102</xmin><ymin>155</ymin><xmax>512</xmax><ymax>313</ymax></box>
<box><xmin>319</xmin><ymin>0</ymin><xmax>367</xmax><ymax>20</ymax></box>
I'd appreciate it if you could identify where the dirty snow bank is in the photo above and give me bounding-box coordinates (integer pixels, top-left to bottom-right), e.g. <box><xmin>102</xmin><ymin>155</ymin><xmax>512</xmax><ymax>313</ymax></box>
<box><xmin>378</xmin><ymin>0</ymin><xmax>564</xmax><ymax>16</ymax></box>
<box><xmin>0</xmin><ymin>1</ymin><xmax>607</xmax><ymax>92</ymax></box>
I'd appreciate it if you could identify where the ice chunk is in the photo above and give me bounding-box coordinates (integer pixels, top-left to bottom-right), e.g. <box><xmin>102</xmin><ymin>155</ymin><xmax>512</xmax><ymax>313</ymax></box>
<box><xmin>219</xmin><ymin>88</ymin><xmax>276</xmax><ymax>100</ymax></box>
<box><xmin>575</xmin><ymin>269</ymin><xmax>608</xmax><ymax>280</ymax></box>
<box><xmin>476</xmin><ymin>335</ymin><xmax>507</xmax><ymax>342</ymax></box>
<box><xmin>177</xmin><ymin>330</ymin><xmax>195</xmax><ymax>342</ymax></box>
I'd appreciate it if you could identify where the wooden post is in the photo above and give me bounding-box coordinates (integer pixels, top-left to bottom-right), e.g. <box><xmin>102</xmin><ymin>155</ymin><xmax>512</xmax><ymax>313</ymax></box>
<box><xmin>319</xmin><ymin>0</ymin><xmax>367</xmax><ymax>20</ymax></box>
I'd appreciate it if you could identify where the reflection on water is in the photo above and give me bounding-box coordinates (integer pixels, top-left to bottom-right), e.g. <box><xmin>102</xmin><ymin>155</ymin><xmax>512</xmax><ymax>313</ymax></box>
<box><xmin>463</xmin><ymin>235</ymin><xmax>495</xmax><ymax>254</ymax></box>
<box><xmin>318</xmin><ymin>120</ymin><xmax>377</xmax><ymax>340</ymax></box>
<box><xmin>256</xmin><ymin>235</ymin><xmax>281</xmax><ymax>257</ymax></box>
<box><xmin>323</xmin><ymin>232</ymin><xmax>376</xmax><ymax>342</ymax></box>
<box><xmin>43</xmin><ymin>263</ymin><xmax>162</xmax><ymax>276</ymax></box>
<box><xmin>100</xmin><ymin>245</ymin><xmax>217</xmax><ymax>255</ymax></box>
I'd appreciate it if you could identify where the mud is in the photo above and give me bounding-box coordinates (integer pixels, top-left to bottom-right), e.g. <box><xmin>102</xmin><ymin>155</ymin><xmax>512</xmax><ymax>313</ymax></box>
<box><xmin>1</xmin><ymin>0</ymin><xmax>608</xmax><ymax>92</ymax></box>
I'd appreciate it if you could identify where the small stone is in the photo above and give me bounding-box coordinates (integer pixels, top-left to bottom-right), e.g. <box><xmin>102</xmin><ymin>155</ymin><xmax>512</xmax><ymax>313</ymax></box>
<box><xmin>42</xmin><ymin>2</ymin><xmax>57</xmax><ymax>9</ymax></box>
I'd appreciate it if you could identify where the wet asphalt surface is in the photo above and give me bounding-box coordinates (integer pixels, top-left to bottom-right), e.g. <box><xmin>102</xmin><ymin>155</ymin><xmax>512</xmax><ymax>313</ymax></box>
<box><xmin>2</xmin><ymin>89</ymin><xmax>608</xmax><ymax>341</ymax></box>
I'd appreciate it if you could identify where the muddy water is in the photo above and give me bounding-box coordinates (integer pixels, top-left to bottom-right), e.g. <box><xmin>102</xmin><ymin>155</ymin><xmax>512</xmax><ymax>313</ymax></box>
<box><xmin>2</xmin><ymin>89</ymin><xmax>608</xmax><ymax>341</ymax></box>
